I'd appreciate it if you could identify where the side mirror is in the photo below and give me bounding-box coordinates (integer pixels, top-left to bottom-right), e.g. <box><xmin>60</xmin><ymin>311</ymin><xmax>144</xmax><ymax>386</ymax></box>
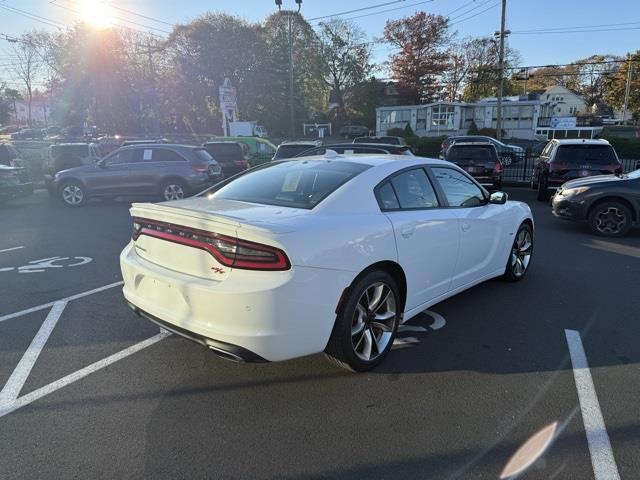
<box><xmin>489</xmin><ymin>191</ymin><xmax>508</xmax><ymax>205</ymax></box>
<box><xmin>97</xmin><ymin>159</ymin><xmax>107</xmax><ymax>168</ymax></box>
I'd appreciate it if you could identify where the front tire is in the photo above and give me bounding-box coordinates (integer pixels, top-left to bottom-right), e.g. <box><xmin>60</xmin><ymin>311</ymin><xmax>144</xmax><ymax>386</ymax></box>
<box><xmin>59</xmin><ymin>181</ymin><xmax>87</xmax><ymax>207</ymax></box>
<box><xmin>503</xmin><ymin>223</ymin><xmax>533</xmax><ymax>282</ymax></box>
<box><xmin>325</xmin><ymin>271</ymin><xmax>400</xmax><ymax>372</ymax></box>
<box><xmin>536</xmin><ymin>175</ymin><xmax>550</xmax><ymax>201</ymax></box>
<box><xmin>588</xmin><ymin>201</ymin><xmax>632</xmax><ymax>237</ymax></box>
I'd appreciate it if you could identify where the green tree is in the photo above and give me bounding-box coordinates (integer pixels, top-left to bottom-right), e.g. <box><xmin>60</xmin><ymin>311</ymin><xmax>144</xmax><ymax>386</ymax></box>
<box><xmin>461</xmin><ymin>37</ymin><xmax>520</xmax><ymax>102</ymax></box>
<box><xmin>317</xmin><ymin>18</ymin><xmax>373</xmax><ymax>123</ymax></box>
<box><xmin>262</xmin><ymin>12</ymin><xmax>326</xmax><ymax>135</ymax></box>
<box><xmin>604</xmin><ymin>51</ymin><xmax>640</xmax><ymax>120</ymax></box>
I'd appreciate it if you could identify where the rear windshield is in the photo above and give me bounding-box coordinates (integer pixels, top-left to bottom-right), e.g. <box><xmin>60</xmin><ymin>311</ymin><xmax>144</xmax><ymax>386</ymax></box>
<box><xmin>204</xmin><ymin>143</ymin><xmax>242</xmax><ymax>159</ymax></box>
<box><xmin>354</xmin><ymin>137</ymin><xmax>400</xmax><ymax>145</ymax></box>
<box><xmin>554</xmin><ymin>145</ymin><xmax>619</xmax><ymax>165</ymax></box>
<box><xmin>447</xmin><ymin>145</ymin><xmax>499</xmax><ymax>164</ymax></box>
<box><xmin>51</xmin><ymin>145</ymin><xmax>89</xmax><ymax>158</ymax></box>
<box><xmin>274</xmin><ymin>144</ymin><xmax>315</xmax><ymax>159</ymax></box>
<box><xmin>193</xmin><ymin>149</ymin><xmax>214</xmax><ymax>163</ymax></box>
<box><xmin>211</xmin><ymin>160</ymin><xmax>370</xmax><ymax>209</ymax></box>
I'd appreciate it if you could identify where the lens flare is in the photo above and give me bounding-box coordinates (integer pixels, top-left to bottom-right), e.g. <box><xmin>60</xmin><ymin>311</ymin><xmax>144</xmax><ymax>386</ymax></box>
<box><xmin>78</xmin><ymin>0</ymin><xmax>115</xmax><ymax>29</ymax></box>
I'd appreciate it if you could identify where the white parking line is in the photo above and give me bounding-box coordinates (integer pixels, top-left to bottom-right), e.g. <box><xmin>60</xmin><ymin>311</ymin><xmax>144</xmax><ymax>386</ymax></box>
<box><xmin>565</xmin><ymin>329</ymin><xmax>621</xmax><ymax>480</ymax></box>
<box><xmin>0</xmin><ymin>281</ymin><xmax>124</xmax><ymax>323</ymax></box>
<box><xmin>0</xmin><ymin>246</ymin><xmax>24</xmax><ymax>254</ymax></box>
<box><xmin>0</xmin><ymin>331</ymin><xmax>170</xmax><ymax>418</ymax></box>
<box><xmin>0</xmin><ymin>301</ymin><xmax>67</xmax><ymax>408</ymax></box>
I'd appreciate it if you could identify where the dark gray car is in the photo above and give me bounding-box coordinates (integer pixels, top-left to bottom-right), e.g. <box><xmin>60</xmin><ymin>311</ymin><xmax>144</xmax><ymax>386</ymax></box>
<box><xmin>52</xmin><ymin>144</ymin><xmax>223</xmax><ymax>207</ymax></box>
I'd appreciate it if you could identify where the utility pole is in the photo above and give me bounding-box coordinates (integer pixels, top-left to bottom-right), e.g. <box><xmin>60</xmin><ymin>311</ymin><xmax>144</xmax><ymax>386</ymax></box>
<box><xmin>495</xmin><ymin>0</ymin><xmax>507</xmax><ymax>141</ymax></box>
<box><xmin>621</xmin><ymin>53</ymin><xmax>633</xmax><ymax>125</ymax></box>
<box><xmin>136</xmin><ymin>39</ymin><xmax>163</xmax><ymax>136</ymax></box>
<box><xmin>276</xmin><ymin>0</ymin><xmax>302</xmax><ymax>138</ymax></box>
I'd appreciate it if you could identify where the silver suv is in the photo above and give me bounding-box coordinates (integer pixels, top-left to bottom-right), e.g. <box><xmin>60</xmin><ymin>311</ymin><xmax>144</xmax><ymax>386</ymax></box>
<box><xmin>52</xmin><ymin>144</ymin><xmax>223</xmax><ymax>207</ymax></box>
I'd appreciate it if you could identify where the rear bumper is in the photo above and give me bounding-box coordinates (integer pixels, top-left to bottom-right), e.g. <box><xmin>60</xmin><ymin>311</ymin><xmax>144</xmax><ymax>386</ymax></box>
<box><xmin>120</xmin><ymin>242</ymin><xmax>352</xmax><ymax>362</ymax></box>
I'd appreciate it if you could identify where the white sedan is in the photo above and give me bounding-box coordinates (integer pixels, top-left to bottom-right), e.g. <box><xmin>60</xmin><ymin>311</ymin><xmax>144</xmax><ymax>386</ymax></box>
<box><xmin>120</xmin><ymin>154</ymin><xmax>533</xmax><ymax>371</ymax></box>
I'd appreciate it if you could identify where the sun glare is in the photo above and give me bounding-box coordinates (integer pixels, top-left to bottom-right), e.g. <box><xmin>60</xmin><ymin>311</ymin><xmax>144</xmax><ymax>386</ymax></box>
<box><xmin>78</xmin><ymin>0</ymin><xmax>116</xmax><ymax>29</ymax></box>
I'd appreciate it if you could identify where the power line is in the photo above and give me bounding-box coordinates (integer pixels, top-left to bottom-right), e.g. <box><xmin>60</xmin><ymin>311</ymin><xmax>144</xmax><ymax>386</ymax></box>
<box><xmin>324</xmin><ymin>0</ymin><xmax>435</xmax><ymax>23</ymax></box>
<box><xmin>449</xmin><ymin>1</ymin><xmax>499</xmax><ymax>26</ymax></box>
<box><xmin>307</xmin><ymin>1</ymin><xmax>408</xmax><ymax>21</ymax></box>
<box><xmin>444</xmin><ymin>0</ymin><xmax>478</xmax><ymax>18</ymax></box>
<box><xmin>0</xmin><ymin>4</ymin><xmax>67</xmax><ymax>29</ymax></box>
<box><xmin>512</xmin><ymin>20</ymin><xmax>640</xmax><ymax>34</ymax></box>
<box><xmin>448</xmin><ymin>0</ymin><xmax>494</xmax><ymax>21</ymax></box>
<box><xmin>511</xmin><ymin>26</ymin><xmax>640</xmax><ymax>35</ymax></box>
<box><xmin>49</xmin><ymin>0</ymin><xmax>171</xmax><ymax>36</ymax></box>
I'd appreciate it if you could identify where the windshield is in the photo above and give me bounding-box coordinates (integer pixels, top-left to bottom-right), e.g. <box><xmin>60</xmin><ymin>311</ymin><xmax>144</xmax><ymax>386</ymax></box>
<box><xmin>554</xmin><ymin>145</ymin><xmax>619</xmax><ymax>165</ymax></box>
<box><xmin>204</xmin><ymin>143</ymin><xmax>241</xmax><ymax>159</ymax></box>
<box><xmin>211</xmin><ymin>160</ymin><xmax>369</xmax><ymax>209</ymax></box>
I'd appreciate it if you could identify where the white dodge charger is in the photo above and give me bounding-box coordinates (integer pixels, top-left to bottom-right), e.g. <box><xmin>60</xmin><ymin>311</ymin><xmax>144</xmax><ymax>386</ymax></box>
<box><xmin>120</xmin><ymin>154</ymin><xmax>533</xmax><ymax>371</ymax></box>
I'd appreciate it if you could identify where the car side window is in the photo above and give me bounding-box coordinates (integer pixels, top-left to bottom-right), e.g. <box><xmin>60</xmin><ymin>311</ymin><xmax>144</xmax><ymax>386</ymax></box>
<box><xmin>148</xmin><ymin>149</ymin><xmax>185</xmax><ymax>162</ymax></box>
<box><xmin>432</xmin><ymin>167</ymin><xmax>486</xmax><ymax>208</ymax></box>
<box><xmin>376</xmin><ymin>182</ymin><xmax>400</xmax><ymax>210</ymax></box>
<box><xmin>388</xmin><ymin>168</ymin><xmax>439</xmax><ymax>209</ymax></box>
<box><xmin>105</xmin><ymin>149</ymin><xmax>135</xmax><ymax>165</ymax></box>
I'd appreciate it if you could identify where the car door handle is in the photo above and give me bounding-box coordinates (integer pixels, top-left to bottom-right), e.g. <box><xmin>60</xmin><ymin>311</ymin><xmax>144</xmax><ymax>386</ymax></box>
<box><xmin>400</xmin><ymin>226</ymin><xmax>415</xmax><ymax>238</ymax></box>
<box><xmin>461</xmin><ymin>222</ymin><xmax>471</xmax><ymax>232</ymax></box>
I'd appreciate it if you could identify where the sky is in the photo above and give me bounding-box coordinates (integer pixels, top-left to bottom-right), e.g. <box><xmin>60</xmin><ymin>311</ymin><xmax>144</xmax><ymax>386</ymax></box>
<box><xmin>0</xmin><ymin>0</ymin><xmax>639</xmax><ymax>70</ymax></box>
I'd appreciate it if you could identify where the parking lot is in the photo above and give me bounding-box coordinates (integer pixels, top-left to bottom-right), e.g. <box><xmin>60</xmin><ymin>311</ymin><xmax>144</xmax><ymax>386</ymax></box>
<box><xmin>1</xmin><ymin>188</ymin><xmax>639</xmax><ymax>479</ymax></box>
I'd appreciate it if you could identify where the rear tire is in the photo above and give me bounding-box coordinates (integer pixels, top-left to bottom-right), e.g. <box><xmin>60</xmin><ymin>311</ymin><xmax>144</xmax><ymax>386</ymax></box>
<box><xmin>588</xmin><ymin>201</ymin><xmax>632</xmax><ymax>237</ymax></box>
<box><xmin>325</xmin><ymin>270</ymin><xmax>400</xmax><ymax>372</ymax></box>
<box><xmin>160</xmin><ymin>180</ymin><xmax>187</xmax><ymax>202</ymax></box>
<box><xmin>59</xmin><ymin>181</ymin><xmax>87</xmax><ymax>207</ymax></box>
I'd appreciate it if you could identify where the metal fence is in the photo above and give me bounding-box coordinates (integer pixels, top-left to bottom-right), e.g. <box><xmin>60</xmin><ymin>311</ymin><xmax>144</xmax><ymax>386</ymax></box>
<box><xmin>501</xmin><ymin>153</ymin><xmax>640</xmax><ymax>185</ymax></box>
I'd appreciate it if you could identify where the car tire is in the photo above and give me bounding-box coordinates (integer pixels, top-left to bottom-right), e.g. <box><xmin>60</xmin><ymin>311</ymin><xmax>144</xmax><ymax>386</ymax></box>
<box><xmin>59</xmin><ymin>181</ymin><xmax>87</xmax><ymax>207</ymax></box>
<box><xmin>588</xmin><ymin>201</ymin><xmax>632</xmax><ymax>237</ymax></box>
<box><xmin>160</xmin><ymin>180</ymin><xmax>187</xmax><ymax>202</ymax></box>
<box><xmin>503</xmin><ymin>223</ymin><xmax>533</xmax><ymax>282</ymax></box>
<box><xmin>325</xmin><ymin>270</ymin><xmax>400</xmax><ymax>372</ymax></box>
<box><xmin>536</xmin><ymin>175</ymin><xmax>550</xmax><ymax>201</ymax></box>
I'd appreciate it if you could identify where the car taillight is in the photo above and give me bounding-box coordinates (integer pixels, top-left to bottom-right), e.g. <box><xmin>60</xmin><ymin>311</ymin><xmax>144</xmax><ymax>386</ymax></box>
<box><xmin>549</xmin><ymin>162</ymin><xmax>571</xmax><ymax>172</ymax></box>
<box><xmin>191</xmin><ymin>164</ymin><xmax>209</xmax><ymax>173</ymax></box>
<box><xmin>234</xmin><ymin>160</ymin><xmax>248</xmax><ymax>168</ymax></box>
<box><xmin>493</xmin><ymin>163</ymin><xmax>503</xmax><ymax>174</ymax></box>
<box><xmin>131</xmin><ymin>217</ymin><xmax>290</xmax><ymax>271</ymax></box>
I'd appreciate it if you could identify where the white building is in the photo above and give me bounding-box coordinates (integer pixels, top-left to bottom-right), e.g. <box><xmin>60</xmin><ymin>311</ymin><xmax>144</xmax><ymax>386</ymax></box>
<box><xmin>540</xmin><ymin>85</ymin><xmax>587</xmax><ymax>117</ymax></box>
<box><xmin>376</xmin><ymin>88</ymin><xmax>601</xmax><ymax>141</ymax></box>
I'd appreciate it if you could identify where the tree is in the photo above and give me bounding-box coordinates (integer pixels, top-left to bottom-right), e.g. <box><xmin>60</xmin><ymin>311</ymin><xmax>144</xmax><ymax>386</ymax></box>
<box><xmin>262</xmin><ymin>12</ymin><xmax>326</xmax><ymax>135</ymax></box>
<box><xmin>573</xmin><ymin>55</ymin><xmax>621</xmax><ymax>108</ymax></box>
<box><xmin>11</xmin><ymin>33</ymin><xmax>43</xmax><ymax>126</ymax></box>
<box><xmin>383</xmin><ymin>12</ymin><xmax>451</xmax><ymax>104</ymax></box>
<box><xmin>317</xmin><ymin>18</ymin><xmax>373</xmax><ymax>122</ymax></box>
<box><xmin>460</xmin><ymin>36</ymin><xmax>520</xmax><ymax>102</ymax></box>
<box><xmin>604</xmin><ymin>51</ymin><xmax>640</xmax><ymax>121</ymax></box>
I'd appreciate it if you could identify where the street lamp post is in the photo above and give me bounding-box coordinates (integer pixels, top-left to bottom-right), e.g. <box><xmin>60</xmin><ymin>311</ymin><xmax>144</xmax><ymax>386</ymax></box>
<box><xmin>276</xmin><ymin>0</ymin><xmax>302</xmax><ymax>138</ymax></box>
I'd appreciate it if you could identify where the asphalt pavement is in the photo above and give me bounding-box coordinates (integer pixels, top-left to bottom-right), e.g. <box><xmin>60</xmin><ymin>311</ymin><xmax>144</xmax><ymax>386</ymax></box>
<box><xmin>0</xmin><ymin>188</ymin><xmax>639</xmax><ymax>479</ymax></box>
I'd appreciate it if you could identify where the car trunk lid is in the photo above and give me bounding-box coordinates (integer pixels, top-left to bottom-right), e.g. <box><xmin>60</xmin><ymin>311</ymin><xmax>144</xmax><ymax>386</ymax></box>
<box><xmin>129</xmin><ymin>198</ymin><xmax>299</xmax><ymax>280</ymax></box>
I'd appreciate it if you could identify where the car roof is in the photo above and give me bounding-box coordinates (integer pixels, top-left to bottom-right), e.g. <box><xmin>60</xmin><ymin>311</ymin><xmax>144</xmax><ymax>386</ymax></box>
<box><xmin>289</xmin><ymin>153</ymin><xmax>445</xmax><ymax>167</ymax></box>
<box><xmin>51</xmin><ymin>142</ymin><xmax>90</xmax><ymax>147</ymax></box>
<box><xmin>551</xmin><ymin>138</ymin><xmax>611</xmax><ymax>145</ymax></box>
<box><xmin>204</xmin><ymin>141</ymin><xmax>241</xmax><ymax>145</ymax></box>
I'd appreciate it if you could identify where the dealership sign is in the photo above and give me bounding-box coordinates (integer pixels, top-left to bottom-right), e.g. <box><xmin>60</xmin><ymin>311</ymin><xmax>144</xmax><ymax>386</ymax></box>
<box><xmin>218</xmin><ymin>78</ymin><xmax>238</xmax><ymax>135</ymax></box>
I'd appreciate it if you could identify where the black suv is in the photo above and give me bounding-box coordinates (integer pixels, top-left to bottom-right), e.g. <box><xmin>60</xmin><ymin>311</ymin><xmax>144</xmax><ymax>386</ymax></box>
<box><xmin>52</xmin><ymin>144</ymin><xmax>222</xmax><ymax>207</ymax></box>
<box><xmin>203</xmin><ymin>141</ymin><xmax>250</xmax><ymax>177</ymax></box>
<box><xmin>532</xmin><ymin>139</ymin><xmax>623</xmax><ymax>201</ymax></box>
<box><xmin>445</xmin><ymin>142</ymin><xmax>503</xmax><ymax>191</ymax></box>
